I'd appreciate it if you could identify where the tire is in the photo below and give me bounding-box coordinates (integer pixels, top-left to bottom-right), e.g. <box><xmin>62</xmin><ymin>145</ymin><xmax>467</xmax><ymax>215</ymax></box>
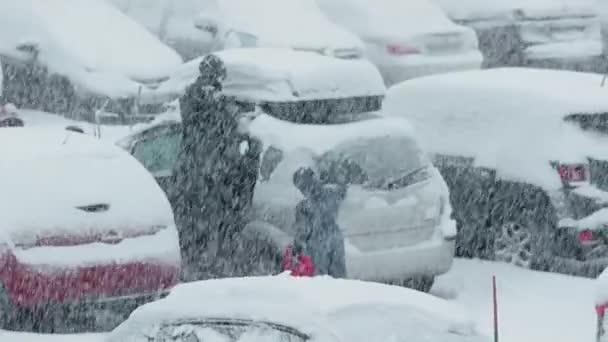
<box><xmin>386</xmin><ymin>276</ymin><xmax>435</xmax><ymax>293</ymax></box>
<box><xmin>0</xmin><ymin>282</ymin><xmax>16</xmax><ymax>330</ymax></box>
<box><xmin>489</xmin><ymin>182</ymin><xmax>557</xmax><ymax>270</ymax></box>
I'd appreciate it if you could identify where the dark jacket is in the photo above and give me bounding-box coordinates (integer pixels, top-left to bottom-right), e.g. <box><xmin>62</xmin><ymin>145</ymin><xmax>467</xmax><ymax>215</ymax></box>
<box><xmin>170</xmin><ymin>55</ymin><xmax>261</xmax><ymax>281</ymax></box>
<box><xmin>292</xmin><ymin>167</ymin><xmax>347</xmax><ymax>278</ymax></box>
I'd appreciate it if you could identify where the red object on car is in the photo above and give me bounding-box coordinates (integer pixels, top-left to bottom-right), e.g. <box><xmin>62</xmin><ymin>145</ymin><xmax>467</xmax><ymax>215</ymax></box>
<box><xmin>282</xmin><ymin>245</ymin><xmax>315</xmax><ymax>277</ymax></box>
<box><xmin>558</xmin><ymin>163</ymin><xmax>589</xmax><ymax>184</ymax></box>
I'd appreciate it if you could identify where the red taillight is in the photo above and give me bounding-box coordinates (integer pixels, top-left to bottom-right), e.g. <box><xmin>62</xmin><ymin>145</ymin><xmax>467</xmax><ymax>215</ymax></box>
<box><xmin>387</xmin><ymin>44</ymin><xmax>421</xmax><ymax>55</ymax></box>
<box><xmin>558</xmin><ymin>164</ymin><xmax>589</xmax><ymax>184</ymax></box>
<box><xmin>579</xmin><ymin>230</ymin><xmax>595</xmax><ymax>244</ymax></box>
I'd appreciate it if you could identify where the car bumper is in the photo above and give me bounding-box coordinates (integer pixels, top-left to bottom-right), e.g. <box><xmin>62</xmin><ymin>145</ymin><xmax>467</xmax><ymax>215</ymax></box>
<box><xmin>3</xmin><ymin>227</ymin><xmax>181</xmax><ymax>309</ymax></box>
<box><xmin>523</xmin><ymin>40</ymin><xmax>604</xmax><ymax>72</ymax></box>
<box><xmin>345</xmin><ymin>234</ymin><xmax>455</xmax><ymax>282</ymax></box>
<box><xmin>376</xmin><ymin>51</ymin><xmax>483</xmax><ymax>86</ymax></box>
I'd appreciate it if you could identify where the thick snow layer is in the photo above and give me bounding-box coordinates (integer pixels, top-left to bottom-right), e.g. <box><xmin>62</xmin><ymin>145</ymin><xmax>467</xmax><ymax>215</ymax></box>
<box><xmin>384</xmin><ymin>68</ymin><xmax>608</xmax><ymax>189</ymax></box>
<box><xmin>213</xmin><ymin>0</ymin><xmax>364</xmax><ymax>53</ymax></box>
<box><xmin>110</xmin><ymin>276</ymin><xmax>484</xmax><ymax>342</ymax></box>
<box><xmin>434</xmin><ymin>0</ymin><xmax>597</xmax><ymax>21</ymax></box>
<box><xmin>434</xmin><ymin>258</ymin><xmax>597</xmax><ymax>342</ymax></box>
<box><xmin>0</xmin><ymin>0</ymin><xmax>182</xmax><ymax>98</ymax></box>
<box><xmin>317</xmin><ymin>0</ymin><xmax>474</xmax><ymax>40</ymax></box>
<box><xmin>17</xmin><ymin>110</ymin><xmax>135</xmax><ymax>143</ymax></box>
<box><xmin>248</xmin><ymin>113</ymin><xmax>413</xmax><ymax>155</ymax></box>
<box><xmin>559</xmin><ymin>208</ymin><xmax>608</xmax><ymax>230</ymax></box>
<box><xmin>144</xmin><ymin>48</ymin><xmax>386</xmax><ymax>103</ymax></box>
<box><xmin>13</xmin><ymin>226</ymin><xmax>180</xmax><ymax>270</ymax></box>
<box><xmin>0</xmin><ymin>128</ymin><xmax>174</xmax><ymax>244</ymax></box>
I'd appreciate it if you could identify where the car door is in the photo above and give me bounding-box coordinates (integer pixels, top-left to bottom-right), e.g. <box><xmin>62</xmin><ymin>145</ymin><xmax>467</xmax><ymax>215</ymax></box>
<box><xmin>130</xmin><ymin>123</ymin><xmax>182</xmax><ymax>195</ymax></box>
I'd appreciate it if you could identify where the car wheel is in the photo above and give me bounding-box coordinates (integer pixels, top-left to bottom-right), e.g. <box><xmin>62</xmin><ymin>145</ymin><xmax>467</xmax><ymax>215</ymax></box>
<box><xmin>0</xmin><ymin>283</ymin><xmax>15</xmax><ymax>329</ymax></box>
<box><xmin>489</xmin><ymin>182</ymin><xmax>556</xmax><ymax>270</ymax></box>
<box><xmin>493</xmin><ymin>222</ymin><xmax>534</xmax><ymax>268</ymax></box>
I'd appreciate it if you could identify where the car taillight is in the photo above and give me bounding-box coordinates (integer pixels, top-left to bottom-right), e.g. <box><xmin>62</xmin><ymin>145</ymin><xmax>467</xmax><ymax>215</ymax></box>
<box><xmin>557</xmin><ymin>163</ymin><xmax>589</xmax><ymax>185</ymax></box>
<box><xmin>579</xmin><ymin>229</ymin><xmax>596</xmax><ymax>245</ymax></box>
<box><xmin>387</xmin><ymin>44</ymin><xmax>421</xmax><ymax>55</ymax></box>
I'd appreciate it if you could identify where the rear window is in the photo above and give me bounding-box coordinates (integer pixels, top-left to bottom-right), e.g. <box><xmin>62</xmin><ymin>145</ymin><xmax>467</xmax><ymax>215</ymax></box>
<box><xmin>317</xmin><ymin>135</ymin><xmax>429</xmax><ymax>189</ymax></box>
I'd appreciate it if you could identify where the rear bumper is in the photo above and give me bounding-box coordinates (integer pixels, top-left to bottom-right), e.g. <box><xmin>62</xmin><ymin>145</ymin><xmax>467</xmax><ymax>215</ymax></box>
<box><xmin>345</xmin><ymin>235</ymin><xmax>455</xmax><ymax>281</ymax></box>
<box><xmin>2</xmin><ymin>227</ymin><xmax>181</xmax><ymax>309</ymax></box>
<box><xmin>376</xmin><ymin>50</ymin><xmax>483</xmax><ymax>86</ymax></box>
<box><xmin>523</xmin><ymin>40</ymin><xmax>604</xmax><ymax>72</ymax></box>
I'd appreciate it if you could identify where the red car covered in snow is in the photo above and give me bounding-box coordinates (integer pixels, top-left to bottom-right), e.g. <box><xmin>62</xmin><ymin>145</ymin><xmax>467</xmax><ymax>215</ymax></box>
<box><xmin>0</xmin><ymin>127</ymin><xmax>180</xmax><ymax>329</ymax></box>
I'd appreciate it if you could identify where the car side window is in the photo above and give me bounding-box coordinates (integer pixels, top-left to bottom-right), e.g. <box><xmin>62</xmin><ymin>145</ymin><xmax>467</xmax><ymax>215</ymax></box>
<box><xmin>259</xmin><ymin>146</ymin><xmax>284</xmax><ymax>181</ymax></box>
<box><xmin>132</xmin><ymin>129</ymin><xmax>181</xmax><ymax>175</ymax></box>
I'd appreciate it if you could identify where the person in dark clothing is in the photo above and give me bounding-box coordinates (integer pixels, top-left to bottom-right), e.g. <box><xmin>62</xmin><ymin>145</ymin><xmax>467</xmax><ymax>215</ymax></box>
<box><xmin>291</xmin><ymin>166</ymin><xmax>347</xmax><ymax>278</ymax></box>
<box><xmin>170</xmin><ymin>54</ymin><xmax>262</xmax><ymax>281</ymax></box>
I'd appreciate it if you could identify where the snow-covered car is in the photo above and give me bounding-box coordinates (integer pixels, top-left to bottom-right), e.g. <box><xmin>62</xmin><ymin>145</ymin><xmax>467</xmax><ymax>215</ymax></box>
<box><xmin>0</xmin><ymin>128</ymin><xmax>180</xmax><ymax>329</ymax></box>
<box><xmin>0</xmin><ymin>0</ymin><xmax>183</xmax><ymax>121</ymax></box>
<box><xmin>316</xmin><ymin>0</ymin><xmax>483</xmax><ymax>85</ymax></box>
<box><xmin>384</xmin><ymin>68</ymin><xmax>608</xmax><ymax>275</ymax></box>
<box><xmin>433</xmin><ymin>0</ymin><xmax>603</xmax><ymax>71</ymax></box>
<box><xmin>192</xmin><ymin>0</ymin><xmax>365</xmax><ymax>59</ymax></box>
<box><xmin>111</xmin><ymin>0</ymin><xmax>365</xmax><ymax>60</ymax></box>
<box><xmin>119</xmin><ymin>48</ymin><xmax>456</xmax><ymax>291</ymax></box>
<box><xmin>106</xmin><ymin>275</ymin><xmax>487</xmax><ymax>342</ymax></box>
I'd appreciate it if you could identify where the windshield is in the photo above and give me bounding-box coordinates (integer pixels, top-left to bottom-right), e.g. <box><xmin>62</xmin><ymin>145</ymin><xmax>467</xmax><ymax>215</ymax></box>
<box><xmin>317</xmin><ymin>135</ymin><xmax>429</xmax><ymax>189</ymax></box>
<box><xmin>153</xmin><ymin>319</ymin><xmax>309</xmax><ymax>342</ymax></box>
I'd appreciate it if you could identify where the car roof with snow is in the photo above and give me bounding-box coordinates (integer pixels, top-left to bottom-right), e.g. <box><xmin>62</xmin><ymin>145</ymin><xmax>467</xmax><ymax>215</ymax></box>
<box><xmin>0</xmin><ymin>127</ymin><xmax>174</xmax><ymax>242</ymax></box>
<box><xmin>0</xmin><ymin>0</ymin><xmax>182</xmax><ymax>99</ymax></box>
<box><xmin>434</xmin><ymin>0</ymin><xmax>596</xmax><ymax>21</ymax></box>
<box><xmin>108</xmin><ymin>275</ymin><xmax>485</xmax><ymax>342</ymax></box>
<box><xmin>143</xmin><ymin>48</ymin><xmax>386</xmax><ymax>105</ymax></box>
<box><xmin>383</xmin><ymin>67</ymin><xmax>608</xmax><ymax>189</ymax></box>
<box><xmin>122</xmin><ymin>111</ymin><xmax>415</xmax><ymax>158</ymax></box>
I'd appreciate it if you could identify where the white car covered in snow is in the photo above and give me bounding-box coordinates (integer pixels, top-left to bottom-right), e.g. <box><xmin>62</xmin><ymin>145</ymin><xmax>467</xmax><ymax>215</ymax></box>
<box><xmin>106</xmin><ymin>275</ymin><xmax>487</xmax><ymax>342</ymax></box>
<box><xmin>0</xmin><ymin>0</ymin><xmax>183</xmax><ymax>120</ymax></box>
<box><xmin>0</xmin><ymin>128</ymin><xmax>181</xmax><ymax>329</ymax></box>
<box><xmin>384</xmin><ymin>68</ymin><xmax>608</xmax><ymax>275</ymax></box>
<box><xmin>119</xmin><ymin>48</ymin><xmax>456</xmax><ymax>291</ymax></box>
<box><xmin>432</xmin><ymin>0</ymin><xmax>603</xmax><ymax>70</ymax></box>
<box><xmin>316</xmin><ymin>0</ymin><xmax>483</xmax><ymax>85</ymax></box>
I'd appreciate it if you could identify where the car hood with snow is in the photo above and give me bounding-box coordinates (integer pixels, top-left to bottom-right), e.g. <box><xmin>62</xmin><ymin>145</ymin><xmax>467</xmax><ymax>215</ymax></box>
<box><xmin>0</xmin><ymin>127</ymin><xmax>174</xmax><ymax>245</ymax></box>
<box><xmin>143</xmin><ymin>48</ymin><xmax>386</xmax><ymax>104</ymax></box>
<box><xmin>0</xmin><ymin>0</ymin><xmax>182</xmax><ymax>99</ymax></box>
<box><xmin>384</xmin><ymin>68</ymin><xmax>608</xmax><ymax>190</ymax></box>
<box><xmin>107</xmin><ymin>275</ymin><xmax>487</xmax><ymax>342</ymax></box>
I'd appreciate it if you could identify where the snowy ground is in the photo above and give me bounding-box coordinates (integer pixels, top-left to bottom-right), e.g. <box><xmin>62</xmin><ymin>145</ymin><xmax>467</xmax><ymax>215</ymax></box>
<box><xmin>0</xmin><ymin>258</ymin><xmax>596</xmax><ymax>341</ymax></box>
<box><xmin>433</xmin><ymin>259</ymin><xmax>596</xmax><ymax>342</ymax></box>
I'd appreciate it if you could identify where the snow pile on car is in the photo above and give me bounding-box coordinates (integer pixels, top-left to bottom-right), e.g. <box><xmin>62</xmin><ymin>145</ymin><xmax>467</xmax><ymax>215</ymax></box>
<box><xmin>0</xmin><ymin>0</ymin><xmax>182</xmax><ymax>99</ymax></box>
<box><xmin>145</xmin><ymin>48</ymin><xmax>386</xmax><ymax>103</ymax></box>
<box><xmin>434</xmin><ymin>0</ymin><xmax>596</xmax><ymax>21</ymax></box>
<box><xmin>0</xmin><ymin>128</ymin><xmax>175</xmax><ymax>245</ymax></box>
<box><xmin>109</xmin><ymin>275</ymin><xmax>483</xmax><ymax>341</ymax></box>
<box><xmin>384</xmin><ymin>67</ymin><xmax>608</xmax><ymax>189</ymax></box>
